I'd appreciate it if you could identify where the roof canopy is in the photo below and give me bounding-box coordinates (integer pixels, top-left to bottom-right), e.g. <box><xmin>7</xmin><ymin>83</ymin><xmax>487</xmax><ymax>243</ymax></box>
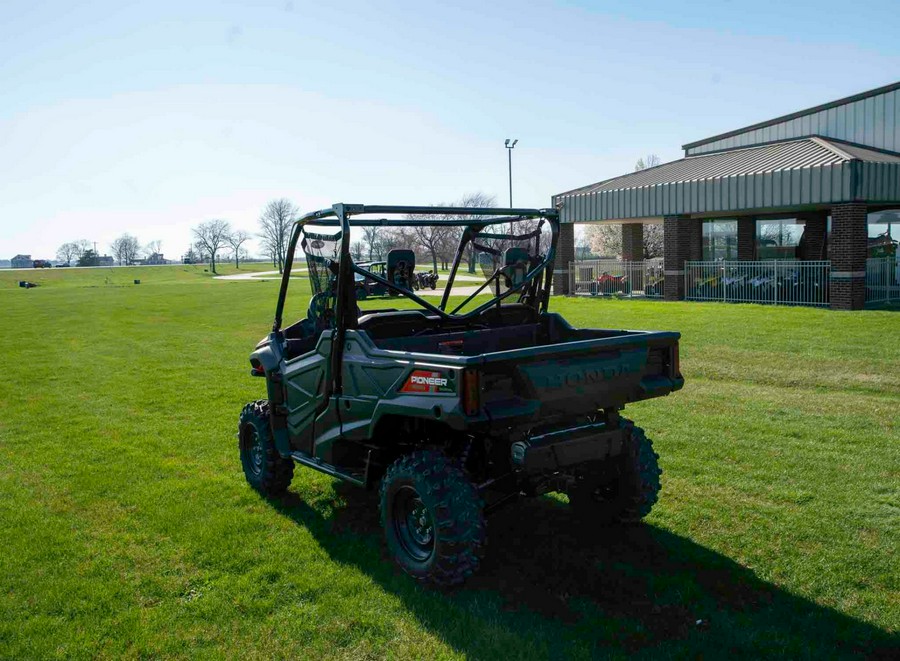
<box><xmin>553</xmin><ymin>137</ymin><xmax>900</xmax><ymax>224</ymax></box>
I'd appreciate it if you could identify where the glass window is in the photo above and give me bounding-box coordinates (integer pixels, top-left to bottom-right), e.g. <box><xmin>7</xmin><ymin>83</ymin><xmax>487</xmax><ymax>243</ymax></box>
<box><xmin>867</xmin><ymin>209</ymin><xmax>899</xmax><ymax>257</ymax></box>
<box><xmin>756</xmin><ymin>218</ymin><xmax>805</xmax><ymax>260</ymax></box>
<box><xmin>702</xmin><ymin>220</ymin><xmax>737</xmax><ymax>260</ymax></box>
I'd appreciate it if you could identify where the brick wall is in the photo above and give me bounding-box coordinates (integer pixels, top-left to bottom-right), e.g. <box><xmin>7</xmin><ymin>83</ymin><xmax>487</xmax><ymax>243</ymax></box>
<box><xmin>553</xmin><ymin>223</ymin><xmax>575</xmax><ymax>295</ymax></box>
<box><xmin>621</xmin><ymin>223</ymin><xmax>644</xmax><ymax>261</ymax></box>
<box><xmin>829</xmin><ymin>202</ymin><xmax>867</xmax><ymax>310</ymax></box>
<box><xmin>689</xmin><ymin>219</ymin><xmax>703</xmax><ymax>261</ymax></box>
<box><xmin>737</xmin><ymin>217</ymin><xmax>755</xmax><ymax>261</ymax></box>
<box><xmin>663</xmin><ymin>215</ymin><xmax>691</xmax><ymax>300</ymax></box>
<box><xmin>799</xmin><ymin>215</ymin><xmax>828</xmax><ymax>260</ymax></box>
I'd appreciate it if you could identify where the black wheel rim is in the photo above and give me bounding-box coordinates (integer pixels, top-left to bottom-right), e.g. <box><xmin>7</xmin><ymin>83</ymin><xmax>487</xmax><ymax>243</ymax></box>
<box><xmin>242</xmin><ymin>425</ymin><xmax>264</xmax><ymax>477</ymax></box>
<box><xmin>392</xmin><ymin>486</ymin><xmax>435</xmax><ymax>562</ymax></box>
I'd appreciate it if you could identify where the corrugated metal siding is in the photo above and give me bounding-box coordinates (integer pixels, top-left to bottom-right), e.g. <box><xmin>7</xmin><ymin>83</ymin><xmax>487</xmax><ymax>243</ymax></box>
<box><xmin>687</xmin><ymin>88</ymin><xmax>900</xmax><ymax>155</ymax></box>
<box><xmin>569</xmin><ymin>139</ymin><xmax>851</xmax><ymax>196</ymax></box>
<box><xmin>554</xmin><ymin>161</ymin><xmax>900</xmax><ymax>223</ymax></box>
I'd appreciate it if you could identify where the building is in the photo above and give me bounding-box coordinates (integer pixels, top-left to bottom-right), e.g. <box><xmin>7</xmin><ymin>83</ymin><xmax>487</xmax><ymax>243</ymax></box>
<box><xmin>145</xmin><ymin>252</ymin><xmax>166</xmax><ymax>265</ymax></box>
<box><xmin>97</xmin><ymin>255</ymin><xmax>115</xmax><ymax>266</ymax></box>
<box><xmin>11</xmin><ymin>254</ymin><xmax>32</xmax><ymax>268</ymax></box>
<box><xmin>553</xmin><ymin>81</ymin><xmax>900</xmax><ymax>309</ymax></box>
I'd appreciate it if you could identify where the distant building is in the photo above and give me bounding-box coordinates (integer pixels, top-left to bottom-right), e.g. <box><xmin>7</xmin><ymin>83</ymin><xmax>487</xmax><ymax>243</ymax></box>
<box><xmin>97</xmin><ymin>255</ymin><xmax>114</xmax><ymax>266</ymax></box>
<box><xmin>11</xmin><ymin>254</ymin><xmax>32</xmax><ymax>268</ymax></box>
<box><xmin>554</xmin><ymin>81</ymin><xmax>900</xmax><ymax>310</ymax></box>
<box><xmin>146</xmin><ymin>252</ymin><xmax>167</xmax><ymax>265</ymax></box>
<box><xmin>0</xmin><ymin>259</ymin><xmax>10</xmax><ymax>269</ymax></box>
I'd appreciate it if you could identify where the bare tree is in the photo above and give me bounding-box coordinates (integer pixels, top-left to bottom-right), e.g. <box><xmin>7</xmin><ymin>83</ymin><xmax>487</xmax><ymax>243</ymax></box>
<box><xmin>635</xmin><ymin>154</ymin><xmax>662</xmax><ymax>171</ymax></box>
<box><xmin>74</xmin><ymin>239</ymin><xmax>92</xmax><ymax>258</ymax></box>
<box><xmin>56</xmin><ymin>241</ymin><xmax>80</xmax><ymax>265</ymax></box>
<box><xmin>144</xmin><ymin>239</ymin><xmax>163</xmax><ymax>258</ymax></box>
<box><xmin>258</xmin><ymin>199</ymin><xmax>297</xmax><ymax>273</ymax></box>
<box><xmin>361</xmin><ymin>226</ymin><xmax>380</xmax><ymax>260</ymax></box>
<box><xmin>351</xmin><ymin>241</ymin><xmax>364</xmax><ymax>261</ymax></box>
<box><xmin>110</xmin><ymin>234</ymin><xmax>140</xmax><ymax>265</ymax></box>
<box><xmin>452</xmin><ymin>192</ymin><xmax>497</xmax><ymax>273</ymax></box>
<box><xmin>192</xmin><ymin>219</ymin><xmax>231</xmax><ymax>273</ymax></box>
<box><xmin>225</xmin><ymin>230</ymin><xmax>251</xmax><ymax>268</ymax></box>
<box><xmin>408</xmin><ymin>214</ymin><xmax>453</xmax><ymax>273</ymax></box>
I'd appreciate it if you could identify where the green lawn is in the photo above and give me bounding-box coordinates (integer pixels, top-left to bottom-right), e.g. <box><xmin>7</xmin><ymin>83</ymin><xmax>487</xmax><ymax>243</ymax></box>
<box><xmin>0</xmin><ymin>261</ymin><xmax>274</xmax><ymax>290</ymax></box>
<box><xmin>0</xmin><ymin>270</ymin><xmax>897</xmax><ymax>658</ymax></box>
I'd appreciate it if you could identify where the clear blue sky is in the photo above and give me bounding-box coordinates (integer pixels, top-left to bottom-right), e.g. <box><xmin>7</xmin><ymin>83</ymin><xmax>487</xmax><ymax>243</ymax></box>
<box><xmin>1</xmin><ymin>0</ymin><xmax>898</xmax><ymax>260</ymax></box>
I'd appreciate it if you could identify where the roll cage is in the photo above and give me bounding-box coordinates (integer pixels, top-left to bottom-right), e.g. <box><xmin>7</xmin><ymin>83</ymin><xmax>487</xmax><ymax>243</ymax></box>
<box><xmin>273</xmin><ymin>203</ymin><xmax>560</xmax><ymax>333</ymax></box>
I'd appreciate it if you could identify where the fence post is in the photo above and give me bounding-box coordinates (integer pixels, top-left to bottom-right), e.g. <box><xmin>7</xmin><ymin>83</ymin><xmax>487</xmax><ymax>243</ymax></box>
<box><xmin>772</xmin><ymin>259</ymin><xmax>778</xmax><ymax>305</ymax></box>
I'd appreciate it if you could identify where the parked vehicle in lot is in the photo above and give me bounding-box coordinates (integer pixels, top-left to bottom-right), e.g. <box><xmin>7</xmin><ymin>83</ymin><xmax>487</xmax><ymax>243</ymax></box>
<box><xmin>238</xmin><ymin>204</ymin><xmax>683</xmax><ymax>585</ymax></box>
<box><xmin>32</xmin><ymin>259</ymin><xmax>53</xmax><ymax>268</ymax></box>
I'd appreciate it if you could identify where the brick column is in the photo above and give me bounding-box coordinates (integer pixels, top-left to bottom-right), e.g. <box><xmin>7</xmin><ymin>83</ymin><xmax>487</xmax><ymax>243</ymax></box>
<box><xmin>663</xmin><ymin>215</ymin><xmax>691</xmax><ymax>300</ymax></box>
<box><xmin>689</xmin><ymin>219</ymin><xmax>703</xmax><ymax>261</ymax></box>
<box><xmin>737</xmin><ymin>217</ymin><xmax>756</xmax><ymax>261</ymax></box>
<box><xmin>829</xmin><ymin>202</ymin><xmax>867</xmax><ymax>310</ymax></box>
<box><xmin>799</xmin><ymin>215</ymin><xmax>827</xmax><ymax>260</ymax></box>
<box><xmin>553</xmin><ymin>222</ymin><xmax>575</xmax><ymax>295</ymax></box>
<box><xmin>621</xmin><ymin>223</ymin><xmax>644</xmax><ymax>261</ymax></box>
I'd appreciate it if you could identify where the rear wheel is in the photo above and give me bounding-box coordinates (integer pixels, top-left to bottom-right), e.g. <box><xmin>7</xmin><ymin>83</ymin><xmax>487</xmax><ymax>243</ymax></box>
<box><xmin>238</xmin><ymin>400</ymin><xmax>294</xmax><ymax>496</ymax></box>
<box><xmin>380</xmin><ymin>450</ymin><xmax>486</xmax><ymax>586</ymax></box>
<box><xmin>567</xmin><ymin>420</ymin><xmax>661</xmax><ymax>524</ymax></box>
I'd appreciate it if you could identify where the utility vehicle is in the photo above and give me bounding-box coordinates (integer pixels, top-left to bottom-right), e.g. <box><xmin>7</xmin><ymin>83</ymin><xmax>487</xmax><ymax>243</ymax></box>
<box><xmin>238</xmin><ymin>204</ymin><xmax>683</xmax><ymax>586</ymax></box>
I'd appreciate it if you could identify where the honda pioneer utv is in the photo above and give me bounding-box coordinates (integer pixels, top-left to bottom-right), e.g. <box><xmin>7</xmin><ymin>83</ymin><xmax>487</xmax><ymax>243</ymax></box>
<box><xmin>238</xmin><ymin>204</ymin><xmax>683</xmax><ymax>586</ymax></box>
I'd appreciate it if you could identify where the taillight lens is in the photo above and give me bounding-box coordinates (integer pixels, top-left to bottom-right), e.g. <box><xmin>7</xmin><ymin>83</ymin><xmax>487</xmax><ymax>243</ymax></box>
<box><xmin>462</xmin><ymin>369</ymin><xmax>480</xmax><ymax>416</ymax></box>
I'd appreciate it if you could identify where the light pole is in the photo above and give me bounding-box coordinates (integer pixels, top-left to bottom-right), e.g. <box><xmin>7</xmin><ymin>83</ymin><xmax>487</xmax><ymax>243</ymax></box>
<box><xmin>504</xmin><ymin>138</ymin><xmax>517</xmax><ymax>208</ymax></box>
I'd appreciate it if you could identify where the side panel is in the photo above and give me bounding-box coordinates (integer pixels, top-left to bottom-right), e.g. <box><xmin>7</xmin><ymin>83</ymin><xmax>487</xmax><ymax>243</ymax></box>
<box><xmin>283</xmin><ymin>333</ymin><xmax>331</xmax><ymax>452</ymax></box>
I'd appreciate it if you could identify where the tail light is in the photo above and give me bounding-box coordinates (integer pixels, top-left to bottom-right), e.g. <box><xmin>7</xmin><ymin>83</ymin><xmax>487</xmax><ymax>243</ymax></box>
<box><xmin>462</xmin><ymin>369</ymin><xmax>481</xmax><ymax>416</ymax></box>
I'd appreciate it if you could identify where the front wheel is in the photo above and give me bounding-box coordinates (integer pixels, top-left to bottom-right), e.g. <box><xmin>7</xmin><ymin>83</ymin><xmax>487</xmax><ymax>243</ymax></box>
<box><xmin>380</xmin><ymin>450</ymin><xmax>486</xmax><ymax>586</ymax></box>
<box><xmin>567</xmin><ymin>420</ymin><xmax>661</xmax><ymax>524</ymax></box>
<box><xmin>238</xmin><ymin>400</ymin><xmax>294</xmax><ymax>496</ymax></box>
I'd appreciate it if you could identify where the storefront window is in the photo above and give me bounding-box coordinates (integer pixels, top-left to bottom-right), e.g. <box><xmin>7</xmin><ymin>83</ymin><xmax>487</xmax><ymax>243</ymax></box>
<box><xmin>702</xmin><ymin>220</ymin><xmax>737</xmax><ymax>260</ymax></box>
<box><xmin>756</xmin><ymin>218</ymin><xmax>805</xmax><ymax>259</ymax></box>
<box><xmin>827</xmin><ymin>210</ymin><xmax>900</xmax><ymax>258</ymax></box>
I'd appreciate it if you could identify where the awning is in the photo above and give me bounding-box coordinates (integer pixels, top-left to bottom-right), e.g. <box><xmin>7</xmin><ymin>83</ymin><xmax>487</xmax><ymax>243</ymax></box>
<box><xmin>553</xmin><ymin>137</ymin><xmax>900</xmax><ymax>223</ymax></box>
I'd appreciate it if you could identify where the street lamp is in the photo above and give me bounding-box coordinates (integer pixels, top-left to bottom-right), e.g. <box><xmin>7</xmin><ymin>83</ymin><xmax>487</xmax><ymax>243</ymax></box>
<box><xmin>504</xmin><ymin>139</ymin><xmax>518</xmax><ymax>208</ymax></box>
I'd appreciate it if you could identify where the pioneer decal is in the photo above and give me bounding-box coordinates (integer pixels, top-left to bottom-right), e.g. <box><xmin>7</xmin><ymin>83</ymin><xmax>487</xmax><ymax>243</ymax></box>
<box><xmin>399</xmin><ymin>370</ymin><xmax>454</xmax><ymax>394</ymax></box>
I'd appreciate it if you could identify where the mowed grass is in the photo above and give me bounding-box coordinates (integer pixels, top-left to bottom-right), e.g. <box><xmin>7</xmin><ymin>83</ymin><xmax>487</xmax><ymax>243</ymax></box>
<box><xmin>0</xmin><ymin>268</ymin><xmax>897</xmax><ymax>659</ymax></box>
<box><xmin>0</xmin><ymin>261</ymin><xmax>275</xmax><ymax>290</ymax></box>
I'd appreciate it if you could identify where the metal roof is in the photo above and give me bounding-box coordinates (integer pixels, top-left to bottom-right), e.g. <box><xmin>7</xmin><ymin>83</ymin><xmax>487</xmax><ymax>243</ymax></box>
<box><xmin>683</xmin><ymin>81</ymin><xmax>900</xmax><ymax>153</ymax></box>
<box><xmin>553</xmin><ymin>137</ymin><xmax>900</xmax><ymax>223</ymax></box>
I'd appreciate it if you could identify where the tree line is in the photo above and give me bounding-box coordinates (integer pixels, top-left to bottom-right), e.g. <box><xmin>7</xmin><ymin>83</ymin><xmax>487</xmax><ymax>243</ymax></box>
<box><xmin>55</xmin><ymin>237</ymin><xmax>165</xmax><ymax>267</ymax></box>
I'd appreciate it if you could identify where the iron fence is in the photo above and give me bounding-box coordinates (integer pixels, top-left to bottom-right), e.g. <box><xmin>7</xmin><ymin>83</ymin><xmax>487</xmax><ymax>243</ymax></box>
<box><xmin>570</xmin><ymin>259</ymin><xmax>664</xmax><ymax>298</ymax></box>
<box><xmin>865</xmin><ymin>257</ymin><xmax>900</xmax><ymax>304</ymax></box>
<box><xmin>685</xmin><ymin>261</ymin><xmax>831</xmax><ymax>307</ymax></box>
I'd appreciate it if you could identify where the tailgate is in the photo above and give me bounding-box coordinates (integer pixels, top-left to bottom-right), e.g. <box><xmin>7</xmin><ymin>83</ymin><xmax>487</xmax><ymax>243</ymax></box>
<box><xmin>477</xmin><ymin>331</ymin><xmax>682</xmax><ymax>418</ymax></box>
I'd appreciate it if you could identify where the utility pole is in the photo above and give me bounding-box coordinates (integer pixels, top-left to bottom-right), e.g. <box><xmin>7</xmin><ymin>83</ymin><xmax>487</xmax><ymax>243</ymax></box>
<box><xmin>505</xmin><ymin>138</ymin><xmax>518</xmax><ymax>235</ymax></box>
<box><xmin>504</xmin><ymin>138</ymin><xmax>518</xmax><ymax>207</ymax></box>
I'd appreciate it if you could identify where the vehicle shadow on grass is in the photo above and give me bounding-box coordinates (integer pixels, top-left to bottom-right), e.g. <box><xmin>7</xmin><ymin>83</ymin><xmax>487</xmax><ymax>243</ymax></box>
<box><xmin>269</xmin><ymin>485</ymin><xmax>897</xmax><ymax>658</ymax></box>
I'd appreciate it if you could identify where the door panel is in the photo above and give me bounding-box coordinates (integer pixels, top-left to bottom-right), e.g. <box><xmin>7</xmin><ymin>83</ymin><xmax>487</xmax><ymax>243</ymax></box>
<box><xmin>283</xmin><ymin>333</ymin><xmax>331</xmax><ymax>450</ymax></box>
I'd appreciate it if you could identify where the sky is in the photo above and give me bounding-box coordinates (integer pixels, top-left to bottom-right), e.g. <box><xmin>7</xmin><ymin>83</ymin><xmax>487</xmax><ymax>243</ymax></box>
<box><xmin>2</xmin><ymin>0</ymin><xmax>899</xmax><ymax>261</ymax></box>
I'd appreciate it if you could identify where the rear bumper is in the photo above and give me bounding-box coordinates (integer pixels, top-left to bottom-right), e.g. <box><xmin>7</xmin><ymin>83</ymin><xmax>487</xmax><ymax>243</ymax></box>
<box><xmin>511</xmin><ymin>423</ymin><xmax>626</xmax><ymax>473</ymax></box>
